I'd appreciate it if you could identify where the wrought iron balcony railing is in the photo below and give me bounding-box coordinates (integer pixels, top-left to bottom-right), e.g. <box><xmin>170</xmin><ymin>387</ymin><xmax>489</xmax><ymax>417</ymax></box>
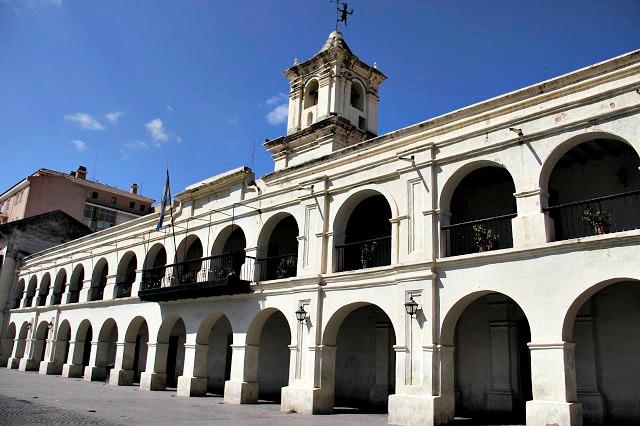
<box><xmin>543</xmin><ymin>189</ymin><xmax>640</xmax><ymax>241</ymax></box>
<box><xmin>36</xmin><ymin>290</ymin><xmax>49</xmax><ymax>306</ymax></box>
<box><xmin>89</xmin><ymin>286</ymin><xmax>104</xmax><ymax>302</ymax></box>
<box><xmin>441</xmin><ymin>213</ymin><xmax>517</xmax><ymax>257</ymax></box>
<box><xmin>335</xmin><ymin>236</ymin><xmax>392</xmax><ymax>272</ymax></box>
<box><xmin>67</xmin><ymin>289</ymin><xmax>80</xmax><ymax>304</ymax></box>
<box><xmin>140</xmin><ymin>251</ymin><xmax>254</xmax><ymax>292</ymax></box>
<box><xmin>52</xmin><ymin>290</ymin><xmax>64</xmax><ymax>305</ymax></box>
<box><xmin>255</xmin><ymin>253</ymin><xmax>298</xmax><ymax>281</ymax></box>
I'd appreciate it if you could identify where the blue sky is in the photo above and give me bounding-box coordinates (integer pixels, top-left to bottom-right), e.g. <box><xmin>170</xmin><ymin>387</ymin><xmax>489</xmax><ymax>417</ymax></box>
<box><xmin>1</xmin><ymin>0</ymin><xmax>638</xmax><ymax>202</ymax></box>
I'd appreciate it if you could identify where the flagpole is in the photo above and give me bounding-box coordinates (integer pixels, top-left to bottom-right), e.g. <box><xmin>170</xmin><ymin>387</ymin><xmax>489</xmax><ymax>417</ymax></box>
<box><xmin>167</xmin><ymin>168</ymin><xmax>178</xmax><ymax>261</ymax></box>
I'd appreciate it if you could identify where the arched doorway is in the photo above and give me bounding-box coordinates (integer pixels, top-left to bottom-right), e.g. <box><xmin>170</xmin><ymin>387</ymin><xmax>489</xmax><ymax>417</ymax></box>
<box><xmin>544</xmin><ymin>138</ymin><xmax>640</xmax><ymax>240</ymax></box>
<box><xmin>92</xmin><ymin>319</ymin><xmax>118</xmax><ymax>381</ymax></box>
<box><xmin>89</xmin><ymin>259</ymin><xmax>108</xmax><ymax>301</ymax></box>
<box><xmin>324</xmin><ymin>303</ymin><xmax>396</xmax><ymax>413</ymax></box>
<box><xmin>442</xmin><ymin>165</ymin><xmax>517</xmax><ymax>256</ymax></box>
<box><xmin>258</xmin><ymin>215</ymin><xmax>299</xmax><ymax>281</ymax></box>
<box><xmin>52</xmin><ymin>320</ymin><xmax>71</xmax><ymax>373</ymax></box>
<box><xmin>62</xmin><ymin>320</ymin><xmax>92</xmax><ymax>378</ymax></box>
<box><xmin>52</xmin><ymin>269</ymin><xmax>67</xmax><ymax>305</ymax></box>
<box><xmin>31</xmin><ymin>321</ymin><xmax>51</xmax><ymax>368</ymax></box>
<box><xmin>334</xmin><ymin>192</ymin><xmax>392</xmax><ymax>272</ymax></box>
<box><xmin>188</xmin><ymin>314</ymin><xmax>234</xmax><ymax>396</ymax></box>
<box><xmin>8</xmin><ymin>322</ymin><xmax>30</xmax><ymax>369</ymax></box>
<box><xmin>446</xmin><ymin>293</ymin><xmax>531</xmax><ymax>424</ymax></box>
<box><xmin>67</xmin><ymin>265</ymin><xmax>84</xmax><ymax>304</ymax></box>
<box><xmin>1</xmin><ymin>323</ymin><xmax>16</xmax><ymax>366</ymax></box>
<box><xmin>158</xmin><ymin>317</ymin><xmax>186</xmax><ymax>389</ymax></box>
<box><xmin>127</xmin><ymin>318</ymin><xmax>149</xmax><ymax>384</ymax></box>
<box><xmin>36</xmin><ymin>273</ymin><xmax>51</xmax><ymax>306</ymax></box>
<box><xmin>141</xmin><ymin>243</ymin><xmax>167</xmax><ymax>290</ymax></box>
<box><xmin>116</xmin><ymin>252</ymin><xmax>137</xmax><ymax>298</ymax></box>
<box><xmin>565</xmin><ymin>280</ymin><xmax>640</xmax><ymax>425</ymax></box>
<box><xmin>245</xmin><ymin>309</ymin><xmax>292</xmax><ymax>402</ymax></box>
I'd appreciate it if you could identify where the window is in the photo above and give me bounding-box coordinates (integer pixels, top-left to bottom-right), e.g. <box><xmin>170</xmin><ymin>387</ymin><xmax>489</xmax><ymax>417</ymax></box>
<box><xmin>303</xmin><ymin>80</ymin><xmax>319</xmax><ymax>109</ymax></box>
<box><xmin>91</xmin><ymin>191</ymin><xmax>98</xmax><ymax>199</ymax></box>
<box><xmin>350</xmin><ymin>82</ymin><xmax>365</xmax><ymax>111</ymax></box>
<box><xmin>140</xmin><ymin>204</ymin><xmax>146</xmax><ymax>212</ymax></box>
<box><xmin>129</xmin><ymin>201</ymin><xmax>135</xmax><ymax>209</ymax></box>
<box><xmin>111</xmin><ymin>196</ymin><xmax>117</xmax><ymax>205</ymax></box>
<box><xmin>358</xmin><ymin>116</ymin><xmax>366</xmax><ymax>130</ymax></box>
<box><xmin>83</xmin><ymin>204</ymin><xmax>93</xmax><ymax>219</ymax></box>
<box><xmin>82</xmin><ymin>204</ymin><xmax>117</xmax><ymax>230</ymax></box>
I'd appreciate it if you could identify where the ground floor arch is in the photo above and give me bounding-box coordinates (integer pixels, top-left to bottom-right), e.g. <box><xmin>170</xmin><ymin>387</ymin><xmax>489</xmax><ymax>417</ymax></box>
<box><xmin>322</xmin><ymin>303</ymin><xmax>397</xmax><ymax>413</ymax></box>
<box><xmin>442</xmin><ymin>292</ymin><xmax>532</xmax><ymax>424</ymax></box>
<box><xmin>1</xmin><ymin>322</ymin><xmax>16</xmax><ymax>366</ymax></box>
<box><xmin>565</xmin><ymin>280</ymin><xmax>640</xmax><ymax>425</ymax></box>
<box><xmin>63</xmin><ymin>320</ymin><xmax>92</xmax><ymax>378</ymax></box>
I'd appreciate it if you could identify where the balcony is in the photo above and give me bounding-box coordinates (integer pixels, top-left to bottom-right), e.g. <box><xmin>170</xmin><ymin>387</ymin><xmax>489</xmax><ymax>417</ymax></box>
<box><xmin>255</xmin><ymin>253</ymin><xmax>297</xmax><ymax>281</ymax></box>
<box><xmin>442</xmin><ymin>213</ymin><xmax>516</xmax><ymax>257</ymax></box>
<box><xmin>335</xmin><ymin>236</ymin><xmax>391</xmax><ymax>272</ymax></box>
<box><xmin>544</xmin><ymin>189</ymin><xmax>640</xmax><ymax>241</ymax></box>
<box><xmin>138</xmin><ymin>252</ymin><xmax>254</xmax><ymax>302</ymax></box>
<box><xmin>116</xmin><ymin>283</ymin><xmax>132</xmax><ymax>298</ymax></box>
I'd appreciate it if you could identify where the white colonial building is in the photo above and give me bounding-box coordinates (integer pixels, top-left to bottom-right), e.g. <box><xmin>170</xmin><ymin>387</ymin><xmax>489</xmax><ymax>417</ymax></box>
<box><xmin>2</xmin><ymin>31</ymin><xmax>639</xmax><ymax>426</ymax></box>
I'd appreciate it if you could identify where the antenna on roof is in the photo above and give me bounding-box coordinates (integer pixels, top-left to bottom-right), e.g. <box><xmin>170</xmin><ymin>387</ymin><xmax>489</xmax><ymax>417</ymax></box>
<box><xmin>92</xmin><ymin>152</ymin><xmax>99</xmax><ymax>181</ymax></box>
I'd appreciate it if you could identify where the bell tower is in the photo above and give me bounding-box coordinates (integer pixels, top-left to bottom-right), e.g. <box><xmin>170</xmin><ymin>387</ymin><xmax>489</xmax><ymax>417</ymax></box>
<box><xmin>264</xmin><ymin>30</ymin><xmax>386</xmax><ymax>171</ymax></box>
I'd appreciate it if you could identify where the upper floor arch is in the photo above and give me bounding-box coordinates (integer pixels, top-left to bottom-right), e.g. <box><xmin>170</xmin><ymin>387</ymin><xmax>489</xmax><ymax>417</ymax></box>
<box><xmin>89</xmin><ymin>258</ymin><xmax>108</xmax><ymax>302</ymax></box>
<box><xmin>256</xmin><ymin>212</ymin><xmax>300</xmax><ymax>281</ymax></box>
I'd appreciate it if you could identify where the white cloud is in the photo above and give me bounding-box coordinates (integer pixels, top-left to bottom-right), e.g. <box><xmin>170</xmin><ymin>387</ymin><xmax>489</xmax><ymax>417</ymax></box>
<box><xmin>166</xmin><ymin>105</ymin><xmax>173</xmax><ymax>113</ymax></box>
<box><xmin>266</xmin><ymin>104</ymin><xmax>288</xmax><ymax>125</ymax></box>
<box><xmin>64</xmin><ymin>112</ymin><xmax>104</xmax><ymax>130</ymax></box>
<box><xmin>123</xmin><ymin>140</ymin><xmax>149</xmax><ymax>150</ymax></box>
<box><xmin>105</xmin><ymin>111</ymin><xmax>124</xmax><ymax>123</ymax></box>
<box><xmin>71</xmin><ymin>139</ymin><xmax>87</xmax><ymax>151</ymax></box>
<box><xmin>145</xmin><ymin>118</ymin><xmax>168</xmax><ymax>142</ymax></box>
<box><xmin>227</xmin><ymin>115</ymin><xmax>239</xmax><ymax>125</ymax></box>
<box><xmin>265</xmin><ymin>93</ymin><xmax>287</xmax><ymax>107</ymax></box>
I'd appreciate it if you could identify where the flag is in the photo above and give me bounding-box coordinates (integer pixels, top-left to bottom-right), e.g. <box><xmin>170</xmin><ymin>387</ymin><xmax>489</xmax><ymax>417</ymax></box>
<box><xmin>156</xmin><ymin>170</ymin><xmax>171</xmax><ymax>231</ymax></box>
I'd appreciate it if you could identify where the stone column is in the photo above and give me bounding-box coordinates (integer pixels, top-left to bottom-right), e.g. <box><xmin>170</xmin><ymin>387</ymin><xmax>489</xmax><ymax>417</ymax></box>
<box><xmin>84</xmin><ymin>341</ymin><xmax>107</xmax><ymax>381</ymax></box>
<box><xmin>574</xmin><ymin>303</ymin><xmax>605</xmax><ymax>424</ymax></box>
<box><xmin>79</xmin><ymin>280</ymin><xmax>91</xmax><ymax>303</ymax></box>
<box><xmin>130</xmin><ymin>270</ymin><xmax>142</xmax><ymax>298</ymax></box>
<box><xmin>526</xmin><ymin>342</ymin><xmax>582</xmax><ymax>426</ymax></box>
<box><xmin>486</xmin><ymin>296</ymin><xmax>519</xmax><ymax>416</ymax></box>
<box><xmin>6</xmin><ymin>337</ymin><xmax>24</xmax><ymax>369</ymax></box>
<box><xmin>102</xmin><ymin>276</ymin><xmax>117</xmax><ymax>301</ymax></box>
<box><xmin>39</xmin><ymin>327</ymin><xmax>62</xmax><ymax>375</ymax></box>
<box><xmin>177</xmin><ymin>339</ymin><xmax>209</xmax><ymax>397</ymax></box>
<box><xmin>18</xmin><ymin>327</ymin><xmax>39</xmax><ymax>371</ymax></box>
<box><xmin>62</xmin><ymin>341</ymin><xmax>85</xmax><ymax>378</ymax></box>
<box><xmin>369</xmin><ymin>322</ymin><xmax>391</xmax><ymax>405</ymax></box>
<box><xmin>140</xmin><ymin>342</ymin><xmax>168</xmax><ymax>391</ymax></box>
<box><xmin>512</xmin><ymin>189</ymin><xmax>554</xmax><ymax>246</ymax></box>
<box><xmin>223</xmin><ymin>343</ymin><xmax>259</xmax><ymax>404</ymax></box>
<box><xmin>388</xmin><ymin>344</ymin><xmax>455</xmax><ymax>426</ymax></box>
<box><xmin>109</xmin><ymin>342</ymin><xmax>135</xmax><ymax>386</ymax></box>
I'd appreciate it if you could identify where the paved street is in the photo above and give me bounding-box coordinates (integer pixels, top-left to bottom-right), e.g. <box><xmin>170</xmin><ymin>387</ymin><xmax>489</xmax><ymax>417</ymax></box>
<box><xmin>0</xmin><ymin>368</ymin><xmax>388</xmax><ymax>425</ymax></box>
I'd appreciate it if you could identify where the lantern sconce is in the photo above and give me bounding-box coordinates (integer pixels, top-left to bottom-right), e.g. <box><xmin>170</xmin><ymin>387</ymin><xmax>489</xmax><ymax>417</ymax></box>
<box><xmin>47</xmin><ymin>321</ymin><xmax>54</xmax><ymax>330</ymax></box>
<box><xmin>295</xmin><ymin>304</ymin><xmax>308</xmax><ymax>323</ymax></box>
<box><xmin>404</xmin><ymin>296</ymin><xmax>419</xmax><ymax>318</ymax></box>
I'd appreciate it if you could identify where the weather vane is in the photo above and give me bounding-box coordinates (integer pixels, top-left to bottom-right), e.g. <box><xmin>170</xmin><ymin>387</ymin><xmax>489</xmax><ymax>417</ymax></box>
<box><xmin>330</xmin><ymin>0</ymin><xmax>353</xmax><ymax>30</ymax></box>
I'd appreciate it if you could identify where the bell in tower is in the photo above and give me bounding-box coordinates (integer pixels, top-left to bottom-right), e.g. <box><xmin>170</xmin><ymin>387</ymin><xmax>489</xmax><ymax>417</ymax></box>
<box><xmin>264</xmin><ymin>30</ymin><xmax>386</xmax><ymax>171</ymax></box>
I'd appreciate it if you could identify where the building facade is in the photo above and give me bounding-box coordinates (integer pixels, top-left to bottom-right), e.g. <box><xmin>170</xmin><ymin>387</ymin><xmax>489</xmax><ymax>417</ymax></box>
<box><xmin>2</xmin><ymin>32</ymin><xmax>639</xmax><ymax>426</ymax></box>
<box><xmin>0</xmin><ymin>165</ymin><xmax>154</xmax><ymax>231</ymax></box>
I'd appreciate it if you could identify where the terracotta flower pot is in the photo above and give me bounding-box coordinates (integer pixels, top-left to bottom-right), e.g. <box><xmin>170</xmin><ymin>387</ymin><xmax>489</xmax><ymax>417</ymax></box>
<box><xmin>478</xmin><ymin>241</ymin><xmax>493</xmax><ymax>252</ymax></box>
<box><xmin>594</xmin><ymin>225</ymin><xmax>610</xmax><ymax>235</ymax></box>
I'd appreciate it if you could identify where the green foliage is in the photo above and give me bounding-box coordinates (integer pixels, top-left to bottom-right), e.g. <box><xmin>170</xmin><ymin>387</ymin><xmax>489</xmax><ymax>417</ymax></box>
<box><xmin>582</xmin><ymin>207</ymin><xmax>611</xmax><ymax>229</ymax></box>
<box><xmin>473</xmin><ymin>224</ymin><xmax>499</xmax><ymax>251</ymax></box>
<box><xmin>276</xmin><ymin>256</ymin><xmax>297</xmax><ymax>279</ymax></box>
<box><xmin>360</xmin><ymin>241</ymin><xmax>378</xmax><ymax>265</ymax></box>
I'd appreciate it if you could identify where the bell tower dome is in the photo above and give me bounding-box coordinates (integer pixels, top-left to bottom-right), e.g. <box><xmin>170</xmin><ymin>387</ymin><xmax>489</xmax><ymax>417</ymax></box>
<box><xmin>264</xmin><ymin>30</ymin><xmax>386</xmax><ymax>171</ymax></box>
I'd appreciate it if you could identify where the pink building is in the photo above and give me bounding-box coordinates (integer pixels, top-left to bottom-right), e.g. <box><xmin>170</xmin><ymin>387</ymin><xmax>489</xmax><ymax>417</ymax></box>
<box><xmin>0</xmin><ymin>166</ymin><xmax>154</xmax><ymax>231</ymax></box>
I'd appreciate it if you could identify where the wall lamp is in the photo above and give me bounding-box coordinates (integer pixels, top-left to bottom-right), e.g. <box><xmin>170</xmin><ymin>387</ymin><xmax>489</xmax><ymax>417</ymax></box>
<box><xmin>404</xmin><ymin>296</ymin><xmax>419</xmax><ymax>317</ymax></box>
<box><xmin>47</xmin><ymin>321</ymin><xmax>53</xmax><ymax>330</ymax></box>
<box><xmin>398</xmin><ymin>155</ymin><xmax>415</xmax><ymax>163</ymax></box>
<box><xmin>295</xmin><ymin>304</ymin><xmax>308</xmax><ymax>323</ymax></box>
<box><xmin>509</xmin><ymin>127</ymin><xmax>524</xmax><ymax>137</ymax></box>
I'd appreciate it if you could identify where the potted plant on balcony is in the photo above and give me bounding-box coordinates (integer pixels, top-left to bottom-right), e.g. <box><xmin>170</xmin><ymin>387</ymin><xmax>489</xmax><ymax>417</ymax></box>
<box><xmin>473</xmin><ymin>224</ymin><xmax>499</xmax><ymax>252</ymax></box>
<box><xmin>276</xmin><ymin>256</ymin><xmax>297</xmax><ymax>279</ymax></box>
<box><xmin>582</xmin><ymin>207</ymin><xmax>611</xmax><ymax>235</ymax></box>
<box><xmin>360</xmin><ymin>241</ymin><xmax>378</xmax><ymax>268</ymax></box>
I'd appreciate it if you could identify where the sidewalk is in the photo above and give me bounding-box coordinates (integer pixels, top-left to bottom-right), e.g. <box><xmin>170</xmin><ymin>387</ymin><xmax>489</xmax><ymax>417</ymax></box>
<box><xmin>0</xmin><ymin>368</ymin><xmax>388</xmax><ymax>425</ymax></box>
